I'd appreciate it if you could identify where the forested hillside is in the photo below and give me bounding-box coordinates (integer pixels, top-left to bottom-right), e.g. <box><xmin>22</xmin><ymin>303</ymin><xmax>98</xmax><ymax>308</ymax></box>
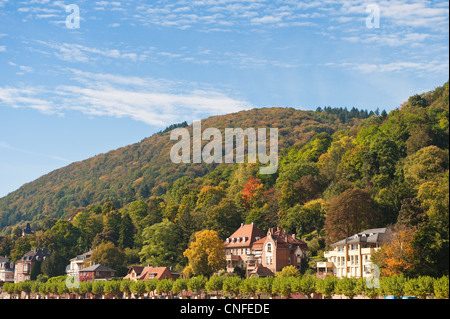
<box><xmin>0</xmin><ymin>82</ymin><xmax>448</xmax><ymax>278</ymax></box>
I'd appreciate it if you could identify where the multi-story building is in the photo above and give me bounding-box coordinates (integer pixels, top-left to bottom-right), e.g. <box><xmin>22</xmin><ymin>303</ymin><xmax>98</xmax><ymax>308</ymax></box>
<box><xmin>0</xmin><ymin>256</ymin><xmax>15</xmax><ymax>283</ymax></box>
<box><xmin>317</xmin><ymin>228</ymin><xmax>387</xmax><ymax>279</ymax></box>
<box><xmin>224</xmin><ymin>224</ymin><xmax>308</xmax><ymax>277</ymax></box>
<box><xmin>66</xmin><ymin>249</ymin><xmax>94</xmax><ymax>278</ymax></box>
<box><xmin>14</xmin><ymin>248</ymin><xmax>49</xmax><ymax>283</ymax></box>
<box><xmin>78</xmin><ymin>264</ymin><xmax>116</xmax><ymax>282</ymax></box>
<box><xmin>224</xmin><ymin>223</ymin><xmax>266</xmax><ymax>273</ymax></box>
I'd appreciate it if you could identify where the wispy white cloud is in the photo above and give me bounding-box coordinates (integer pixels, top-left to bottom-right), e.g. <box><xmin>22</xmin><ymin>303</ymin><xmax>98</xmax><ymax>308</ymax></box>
<box><xmin>324</xmin><ymin>59</ymin><xmax>449</xmax><ymax>76</ymax></box>
<box><xmin>0</xmin><ymin>69</ymin><xmax>253</xmax><ymax>126</ymax></box>
<box><xmin>0</xmin><ymin>140</ymin><xmax>72</xmax><ymax>163</ymax></box>
<box><xmin>34</xmin><ymin>40</ymin><xmax>145</xmax><ymax>63</ymax></box>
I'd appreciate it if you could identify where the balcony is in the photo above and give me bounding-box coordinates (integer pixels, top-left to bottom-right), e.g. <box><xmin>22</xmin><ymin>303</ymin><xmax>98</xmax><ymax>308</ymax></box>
<box><xmin>361</xmin><ymin>247</ymin><xmax>376</xmax><ymax>255</ymax></box>
<box><xmin>226</xmin><ymin>254</ymin><xmax>240</xmax><ymax>262</ymax></box>
<box><xmin>317</xmin><ymin>262</ymin><xmax>334</xmax><ymax>268</ymax></box>
<box><xmin>246</xmin><ymin>254</ymin><xmax>255</xmax><ymax>261</ymax></box>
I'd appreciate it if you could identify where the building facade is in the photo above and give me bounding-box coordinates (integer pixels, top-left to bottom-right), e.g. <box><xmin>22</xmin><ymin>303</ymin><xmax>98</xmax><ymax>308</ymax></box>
<box><xmin>14</xmin><ymin>248</ymin><xmax>49</xmax><ymax>283</ymax></box>
<box><xmin>224</xmin><ymin>224</ymin><xmax>308</xmax><ymax>277</ymax></box>
<box><xmin>0</xmin><ymin>256</ymin><xmax>15</xmax><ymax>283</ymax></box>
<box><xmin>123</xmin><ymin>266</ymin><xmax>173</xmax><ymax>281</ymax></box>
<box><xmin>66</xmin><ymin>249</ymin><xmax>94</xmax><ymax>278</ymax></box>
<box><xmin>224</xmin><ymin>223</ymin><xmax>266</xmax><ymax>273</ymax></box>
<box><xmin>78</xmin><ymin>264</ymin><xmax>116</xmax><ymax>281</ymax></box>
<box><xmin>317</xmin><ymin>228</ymin><xmax>387</xmax><ymax>279</ymax></box>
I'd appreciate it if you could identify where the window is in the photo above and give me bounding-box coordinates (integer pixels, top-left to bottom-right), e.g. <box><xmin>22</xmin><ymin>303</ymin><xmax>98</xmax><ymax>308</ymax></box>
<box><xmin>266</xmin><ymin>243</ymin><xmax>272</xmax><ymax>252</ymax></box>
<box><xmin>338</xmin><ymin>246</ymin><xmax>345</xmax><ymax>252</ymax></box>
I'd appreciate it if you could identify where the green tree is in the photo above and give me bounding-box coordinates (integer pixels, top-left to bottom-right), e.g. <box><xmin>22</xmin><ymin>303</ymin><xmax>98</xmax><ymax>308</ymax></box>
<box><xmin>118</xmin><ymin>212</ymin><xmax>135</xmax><ymax>250</ymax></box>
<box><xmin>92</xmin><ymin>280</ymin><xmax>105</xmax><ymax>298</ymax></box>
<box><xmin>335</xmin><ymin>277</ymin><xmax>359</xmax><ymax>299</ymax></box>
<box><xmin>356</xmin><ymin>277</ymin><xmax>379</xmax><ymax>299</ymax></box>
<box><xmin>277</xmin><ymin>265</ymin><xmax>301</xmax><ymax>278</ymax></box>
<box><xmin>156</xmin><ymin>279</ymin><xmax>174</xmax><ymax>298</ymax></box>
<box><xmin>239</xmin><ymin>277</ymin><xmax>258</xmax><ymax>298</ymax></box>
<box><xmin>272</xmin><ymin>276</ymin><xmax>292</xmax><ymax>298</ymax></box>
<box><xmin>187</xmin><ymin>275</ymin><xmax>207</xmax><ymax>296</ymax></box>
<box><xmin>204</xmin><ymin>199</ymin><xmax>242</xmax><ymax>240</ymax></box>
<box><xmin>256</xmin><ymin>276</ymin><xmax>273</xmax><ymax>298</ymax></box>
<box><xmin>380</xmin><ymin>275</ymin><xmax>406</xmax><ymax>298</ymax></box>
<box><xmin>130</xmin><ymin>280</ymin><xmax>146</xmax><ymax>299</ymax></box>
<box><xmin>223</xmin><ymin>276</ymin><xmax>242</xmax><ymax>298</ymax></box>
<box><xmin>433</xmin><ymin>275</ymin><xmax>449</xmax><ymax>299</ymax></box>
<box><xmin>316</xmin><ymin>276</ymin><xmax>337</xmax><ymax>299</ymax></box>
<box><xmin>145</xmin><ymin>279</ymin><xmax>158</xmax><ymax>297</ymax></box>
<box><xmin>205</xmin><ymin>275</ymin><xmax>224</xmax><ymax>297</ymax></box>
<box><xmin>120</xmin><ymin>279</ymin><xmax>132</xmax><ymax>299</ymax></box>
<box><xmin>299</xmin><ymin>275</ymin><xmax>317</xmax><ymax>299</ymax></box>
<box><xmin>172</xmin><ymin>278</ymin><xmax>188</xmax><ymax>297</ymax></box>
<box><xmin>90</xmin><ymin>241</ymin><xmax>126</xmax><ymax>276</ymax></box>
<box><xmin>139</xmin><ymin>219</ymin><xmax>180</xmax><ymax>267</ymax></box>
<box><xmin>104</xmin><ymin>280</ymin><xmax>122</xmax><ymax>299</ymax></box>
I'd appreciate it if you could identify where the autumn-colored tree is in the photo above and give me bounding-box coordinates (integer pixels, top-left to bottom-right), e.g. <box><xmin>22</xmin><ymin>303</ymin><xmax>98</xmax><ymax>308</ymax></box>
<box><xmin>241</xmin><ymin>177</ymin><xmax>264</xmax><ymax>210</ymax></box>
<box><xmin>372</xmin><ymin>225</ymin><xmax>419</xmax><ymax>277</ymax></box>
<box><xmin>196</xmin><ymin>186</ymin><xmax>226</xmax><ymax>210</ymax></box>
<box><xmin>183</xmin><ymin>229</ymin><xmax>226</xmax><ymax>277</ymax></box>
<box><xmin>324</xmin><ymin>188</ymin><xmax>380</xmax><ymax>245</ymax></box>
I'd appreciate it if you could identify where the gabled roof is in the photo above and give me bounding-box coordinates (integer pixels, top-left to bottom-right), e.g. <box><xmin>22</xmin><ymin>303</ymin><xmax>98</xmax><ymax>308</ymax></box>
<box><xmin>224</xmin><ymin>223</ymin><xmax>266</xmax><ymax>248</ymax></box>
<box><xmin>79</xmin><ymin>264</ymin><xmax>116</xmax><ymax>272</ymax></box>
<box><xmin>267</xmin><ymin>227</ymin><xmax>308</xmax><ymax>250</ymax></box>
<box><xmin>249</xmin><ymin>264</ymin><xmax>274</xmax><ymax>277</ymax></box>
<box><xmin>330</xmin><ymin>228</ymin><xmax>388</xmax><ymax>246</ymax></box>
<box><xmin>137</xmin><ymin>266</ymin><xmax>172</xmax><ymax>280</ymax></box>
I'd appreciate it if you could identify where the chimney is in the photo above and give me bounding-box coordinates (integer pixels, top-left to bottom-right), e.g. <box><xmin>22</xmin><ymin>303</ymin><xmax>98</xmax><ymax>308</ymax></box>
<box><xmin>241</xmin><ymin>223</ymin><xmax>244</xmax><ymax>227</ymax></box>
<box><xmin>292</xmin><ymin>234</ymin><xmax>296</xmax><ymax>239</ymax></box>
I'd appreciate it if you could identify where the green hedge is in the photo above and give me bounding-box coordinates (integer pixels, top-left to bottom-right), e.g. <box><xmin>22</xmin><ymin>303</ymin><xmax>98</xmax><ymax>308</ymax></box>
<box><xmin>1</xmin><ymin>274</ymin><xmax>449</xmax><ymax>299</ymax></box>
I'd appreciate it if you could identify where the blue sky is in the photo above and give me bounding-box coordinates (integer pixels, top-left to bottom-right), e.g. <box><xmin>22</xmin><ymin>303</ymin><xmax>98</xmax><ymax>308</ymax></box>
<box><xmin>0</xmin><ymin>0</ymin><xmax>448</xmax><ymax>198</ymax></box>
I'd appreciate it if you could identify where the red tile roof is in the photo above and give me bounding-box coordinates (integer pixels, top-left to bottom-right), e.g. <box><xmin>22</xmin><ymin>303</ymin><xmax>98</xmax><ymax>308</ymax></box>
<box><xmin>138</xmin><ymin>266</ymin><xmax>172</xmax><ymax>280</ymax></box>
<box><xmin>224</xmin><ymin>223</ymin><xmax>266</xmax><ymax>248</ymax></box>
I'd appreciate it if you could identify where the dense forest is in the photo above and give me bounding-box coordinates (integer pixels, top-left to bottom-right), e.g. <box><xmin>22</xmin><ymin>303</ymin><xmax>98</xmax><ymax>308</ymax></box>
<box><xmin>0</xmin><ymin>82</ymin><xmax>448</xmax><ymax>279</ymax></box>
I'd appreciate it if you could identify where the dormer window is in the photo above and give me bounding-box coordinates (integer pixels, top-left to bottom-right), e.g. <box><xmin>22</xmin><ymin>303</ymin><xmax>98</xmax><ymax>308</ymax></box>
<box><xmin>226</xmin><ymin>238</ymin><xmax>229</xmax><ymax>244</ymax></box>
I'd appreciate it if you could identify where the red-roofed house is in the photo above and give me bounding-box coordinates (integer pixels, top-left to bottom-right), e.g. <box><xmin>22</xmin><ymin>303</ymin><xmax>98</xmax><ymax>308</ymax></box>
<box><xmin>123</xmin><ymin>266</ymin><xmax>172</xmax><ymax>281</ymax></box>
<box><xmin>224</xmin><ymin>223</ymin><xmax>266</xmax><ymax>272</ymax></box>
<box><xmin>259</xmin><ymin>227</ymin><xmax>308</xmax><ymax>274</ymax></box>
<box><xmin>224</xmin><ymin>224</ymin><xmax>308</xmax><ymax>276</ymax></box>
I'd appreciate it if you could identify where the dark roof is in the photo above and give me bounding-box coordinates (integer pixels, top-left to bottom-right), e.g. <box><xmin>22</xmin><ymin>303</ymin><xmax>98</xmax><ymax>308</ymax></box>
<box><xmin>330</xmin><ymin>228</ymin><xmax>388</xmax><ymax>246</ymax></box>
<box><xmin>79</xmin><ymin>264</ymin><xmax>116</xmax><ymax>272</ymax></box>
<box><xmin>20</xmin><ymin>248</ymin><xmax>49</xmax><ymax>262</ymax></box>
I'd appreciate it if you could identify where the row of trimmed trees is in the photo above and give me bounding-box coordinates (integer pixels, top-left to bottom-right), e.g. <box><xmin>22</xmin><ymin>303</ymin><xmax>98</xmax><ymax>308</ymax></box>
<box><xmin>2</xmin><ymin>274</ymin><xmax>448</xmax><ymax>299</ymax></box>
